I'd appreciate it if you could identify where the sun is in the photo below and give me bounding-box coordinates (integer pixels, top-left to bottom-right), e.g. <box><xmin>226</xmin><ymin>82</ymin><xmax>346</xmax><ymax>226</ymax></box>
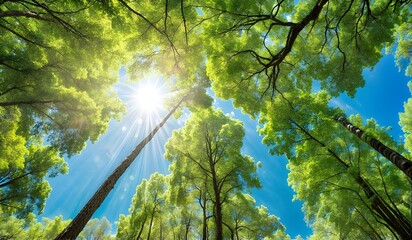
<box><xmin>135</xmin><ymin>82</ymin><xmax>164</xmax><ymax>114</ymax></box>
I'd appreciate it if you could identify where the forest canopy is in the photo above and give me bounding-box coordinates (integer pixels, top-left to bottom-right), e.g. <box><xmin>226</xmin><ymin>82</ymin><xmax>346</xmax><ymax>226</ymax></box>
<box><xmin>0</xmin><ymin>0</ymin><xmax>411</xmax><ymax>239</ymax></box>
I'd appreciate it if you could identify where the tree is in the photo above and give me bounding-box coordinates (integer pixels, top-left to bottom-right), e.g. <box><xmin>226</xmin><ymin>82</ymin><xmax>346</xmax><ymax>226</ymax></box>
<box><xmin>335</xmin><ymin>115</ymin><xmax>412</xmax><ymax>179</ymax></box>
<box><xmin>0</xmin><ymin>212</ymin><xmax>35</xmax><ymax>239</ymax></box>
<box><xmin>134</xmin><ymin>173</ymin><xmax>166</xmax><ymax>240</ymax></box>
<box><xmin>0</xmin><ymin>0</ymin><xmax>131</xmax><ymax>220</ymax></box>
<box><xmin>116</xmin><ymin>172</ymin><xmax>205</xmax><ymax>240</ymax></box>
<box><xmin>116</xmin><ymin>173</ymin><xmax>168</xmax><ymax>240</ymax></box>
<box><xmin>258</xmin><ymin>90</ymin><xmax>411</xmax><ymax>239</ymax></box>
<box><xmin>116</xmin><ymin>173</ymin><xmax>287</xmax><ymax>239</ymax></box>
<box><xmin>0</xmin><ymin>105</ymin><xmax>66</xmax><ymax>218</ymax></box>
<box><xmin>121</xmin><ymin>0</ymin><xmax>410</xmax><ymax>116</ymax></box>
<box><xmin>78</xmin><ymin>217</ymin><xmax>113</xmax><ymax>240</ymax></box>
<box><xmin>386</xmin><ymin>6</ymin><xmax>412</xmax><ymax>77</ymax></box>
<box><xmin>222</xmin><ymin>193</ymin><xmax>286</xmax><ymax>239</ymax></box>
<box><xmin>55</xmin><ymin>91</ymin><xmax>199</xmax><ymax>239</ymax></box>
<box><xmin>202</xmin><ymin>0</ymin><xmax>409</xmax><ymax>109</ymax></box>
<box><xmin>0</xmin><ymin>101</ymin><xmax>69</xmax><ymax>219</ymax></box>
<box><xmin>0</xmin><ymin>214</ymin><xmax>70</xmax><ymax>239</ymax></box>
<box><xmin>166</xmin><ymin>153</ymin><xmax>213</xmax><ymax>240</ymax></box>
<box><xmin>164</xmin><ymin>108</ymin><xmax>263</xmax><ymax>239</ymax></box>
<box><xmin>0</xmin><ymin>143</ymin><xmax>68</xmax><ymax>218</ymax></box>
<box><xmin>117</xmin><ymin>4</ymin><xmax>412</xmax><ymax>238</ymax></box>
<box><xmin>0</xmin><ymin>213</ymin><xmax>113</xmax><ymax>240</ymax></box>
<box><xmin>0</xmin><ymin>0</ymin><xmax>129</xmax><ymax>155</ymax></box>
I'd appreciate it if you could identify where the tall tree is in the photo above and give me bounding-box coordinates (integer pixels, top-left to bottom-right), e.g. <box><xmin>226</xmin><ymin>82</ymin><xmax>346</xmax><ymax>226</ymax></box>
<box><xmin>0</xmin><ymin>0</ymin><xmax>129</xmax><ymax>155</ymax></box>
<box><xmin>0</xmin><ymin>105</ymin><xmax>67</xmax><ymax>217</ymax></box>
<box><xmin>258</xmin><ymin>90</ymin><xmax>411</xmax><ymax>239</ymax></box>
<box><xmin>0</xmin><ymin>0</ymin><xmax>131</xmax><ymax>219</ymax></box>
<box><xmin>55</xmin><ymin>92</ymin><xmax>191</xmax><ymax>239</ymax></box>
<box><xmin>222</xmin><ymin>193</ymin><xmax>286</xmax><ymax>239</ymax></box>
<box><xmin>335</xmin><ymin>115</ymin><xmax>412</xmax><ymax>179</ymax></box>
<box><xmin>122</xmin><ymin>0</ymin><xmax>410</xmax><ymax>116</ymax></box>
<box><xmin>164</xmin><ymin>108</ymin><xmax>263</xmax><ymax>239</ymax></box>
<box><xmin>116</xmin><ymin>173</ymin><xmax>169</xmax><ymax>240</ymax></box>
<box><xmin>202</xmin><ymin>0</ymin><xmax>409</xmax><ymax>111</ymax></box>
<box><xmin>0</xmin><ymin>143</ymin><xmax>68</xmax><ymax>218</ymax></box>
<box><xmin>116</xmin><ymin>172</ymin><xmax>209</xmax><ymax>240</ymax></box>
<box><xmin>0</xmin><ymin>213</ymin><xmax>113</xmax><ymax>239</ymax></box>
<box><xmin>78</xmin><ymin>217</ymin><xmax>112</xmax><ymax>240</ymax></box>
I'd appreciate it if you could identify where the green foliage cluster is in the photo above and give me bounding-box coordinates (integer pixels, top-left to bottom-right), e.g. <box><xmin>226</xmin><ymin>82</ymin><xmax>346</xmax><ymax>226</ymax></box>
<box><xmin>0</xmin><ymin>214</ymin><xmax>112</xmax><ymax>240</ymax></box>
<box><xmin>0</xmin><ymin>0</ymin><xmax>129</xmax><ymax>218</ymax></box>
<box><xmin>117</xmin><ymin>109</ymin><xmax>288</xmax><ymax>239</ymax></box>
<box><xmin>1</xmin><ymin>0</ymin><xmax>411</xmax><ymax>239</ymax></box>
<box><xmin>259</xmin><ymin>90</ymin><xmax>411</xmax><ymax>238</ymax></box>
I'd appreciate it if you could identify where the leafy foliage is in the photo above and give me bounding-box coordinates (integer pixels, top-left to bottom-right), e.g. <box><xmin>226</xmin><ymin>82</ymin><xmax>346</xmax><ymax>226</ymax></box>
<box><xmin>116</xmin><ymin>173</ymin><xmax>168</xmax><ymax>239</ymax></box>
<box><xmin>259</xmin><ymin>90</ymin><xmax>411</xmax><ymax>239</ymax></box>
<box><xmin>399</xmin><ymin>82</ymin><xmax>412</xmax><ymax>151</ymax></box>
<box><xmin>164</xmin><ymin>108</ymin><xmax>284</xmax><ymax>239</ymax></box>
<box><xmin>1</xmin><ymin>0</ymin><xmax>411</xmax><ymax>239</ymax></box>
<box><xmin>0</xmin><ymin>0</ymin><xmax>131</xmax><ymax>219</ymax></box>
<box><xmin>0</xmin><ymin>214</ymin><xmax>112</xmax><ymax>240</ymax></box>
<box><xmin>0</xmin><ymin>1</ymin><xmax>127</xmax><ymax>155</ymax></box>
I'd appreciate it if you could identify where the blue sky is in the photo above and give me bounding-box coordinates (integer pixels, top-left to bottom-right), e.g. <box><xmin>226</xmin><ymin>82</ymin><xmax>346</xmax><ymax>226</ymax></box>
<box><xmin>39</xmin><ymin>53</ymin><xmax>411</xmax><ymax>239</ymax></box>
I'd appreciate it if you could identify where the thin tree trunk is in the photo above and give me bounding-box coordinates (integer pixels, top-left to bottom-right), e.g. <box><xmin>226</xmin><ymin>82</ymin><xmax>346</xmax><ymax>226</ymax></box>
<box><xmin>0</xmin><ymin>172</ymin><xmax>32</xmax><ymax>188</ymax></box>
<box><xmin>55</xmin><ymin>93</ymin><xmax>189</xmax><ymax>240</ymax></box>
<box><xmin>147</xmin><ymin>203</ymin><xmax>157</xmax><ymax>240</ymax></box>
<box><xmin>201</xmin><ymin>191</ymin><xmax>208</xmax><ymax>240</ymax></box>
<box><xmin>136</xmin><ymin>214</ymin><xmax>148</xmax><ymax>240</ymax></box>
<box><xmin>0</xmin><ymin>99</ymin><xmax>61</xmax><ymax>107</ymax></box>
<box><xmin>222</xmin><ymin>222</ymin><xmax>234</xmax><ymax>240</ymax></box>
<box><xmin>184</xmin><ymin>212</ymin><xmax>191</xmax><ymax>240</ymax></box>
<box><xmin>205</xmin><ymin>131</ymin><xmax>223</xmax><ymax>240</ymax></box>
<box><xmin>335</xmin><ymin>115</ymin><xmax>412</xmax><ymax>180</ymax></box>
<box><xmin>211</xmin><ymin>172</ymin><xmax>223</xmax><ymax>240</ymax></box>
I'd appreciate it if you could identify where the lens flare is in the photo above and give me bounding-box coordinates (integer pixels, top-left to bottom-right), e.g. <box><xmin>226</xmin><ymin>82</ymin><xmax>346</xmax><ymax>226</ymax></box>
<box><xmin>135</xmin><ymin>82</ymin><xmax>164</xmax><ymax>114</ymax></box>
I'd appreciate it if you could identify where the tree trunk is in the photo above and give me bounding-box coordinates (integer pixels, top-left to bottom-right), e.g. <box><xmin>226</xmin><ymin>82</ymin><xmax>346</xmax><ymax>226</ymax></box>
<box><xmin>0</xmin><ymin>172</ymin><xmax>31</xmax><ymax>188</ymax></box>
<box><xmin>292</xmin><ymin>119</ymin><xmax>412</xmax><ymax>239</ymax></box>
<box><xmin>201</xmin><ymin>192</ymin><xmax>208</xmax><ymax>240</ymax></box>
<box><xmin>354</xmin><ymin>176</ymin><xmax>411</xmax><ymax>239</ymax></box>
<box><xmin>211</xmin><ymin>173</ymin><xmax>223</xmax><ymax>240</ymax></box>
<box><xmin>147</xmin><ymin>203</ymin><xmax>157</xmax><ymax>240</ymax></box>
<box><xmin>54</xmin><ymin>93</ymin><xmax>189</xmax><ymax>240</ymax></box>
<box><xmin>184</xmin><ymin>212</ymin><xmax>191</xmax><ymax>240</ymax></box>
<box><xmin>136</xmin><ymin>214</ymin><xmax>148</xmax><ymax>240</ymax></box>
<box><xmin>335</xmin><ymin>115</ymin><xmax>412</xmax><ymax>180</ymax></box>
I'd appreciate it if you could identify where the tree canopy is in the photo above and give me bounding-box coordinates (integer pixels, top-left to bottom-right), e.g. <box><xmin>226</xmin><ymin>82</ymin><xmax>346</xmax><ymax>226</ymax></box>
<box><xmin>0</xmin><ymin>0</ymin><xmax>411</xmax><ymax>239</ymax></box>
<box><xmin>0</xmin><ymin>0</ymin><xmax>128</xmax><ymax>218</ymax></box>
<box><xmin>259</xmin><ymin>89</ymin><xmax>411</xmax><ymax>238</ymax></box>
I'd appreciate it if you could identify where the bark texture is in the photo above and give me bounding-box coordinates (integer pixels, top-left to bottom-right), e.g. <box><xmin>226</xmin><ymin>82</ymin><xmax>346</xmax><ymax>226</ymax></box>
<box><xmin>335</xmin><ymin>115</ymin><xmax>412</xmax><ymax>180</ymax></box>
<box><xmin>292</xmin><ymin>119</ymin><xmax>412</xmax><ymax>239</ymax></box>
